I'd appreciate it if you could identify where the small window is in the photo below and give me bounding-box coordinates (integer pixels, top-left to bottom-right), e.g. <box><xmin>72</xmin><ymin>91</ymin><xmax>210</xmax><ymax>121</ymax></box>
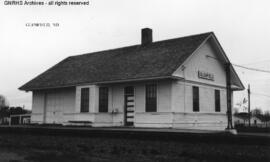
<box><xmin>145</xmin><ymin>84</ymin><xmax>157</xmax><ymax>112</ymax></box>
<box><xmin>80</xmin><ymin>88</ymin><xmax>89</xmax><ymax>112</ymax></box>
<box><xmin>99</xmin><ymin>87</ymin><xmax>109</xmax><ymax>112</ymax></box>
<box><xmin>193</xmin><ymin>86</ymin><xmax>199</xmax><ymax>112</ymax></box>
<box><xmin>215</xmin><ymin>90</ymin><xmax>221</xmax><ymax>112</ymax></box>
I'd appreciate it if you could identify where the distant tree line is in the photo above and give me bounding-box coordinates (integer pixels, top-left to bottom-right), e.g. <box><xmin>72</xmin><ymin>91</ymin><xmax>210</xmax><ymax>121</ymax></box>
<box><xmin>0</xmin><ymin>95</ymin><xmax>31</xmax><ymax>124</ymax></box>
<box><xmin>0</xmin><ymin>106</ymin><xmax>31</xmax><ymax>116</ymax></box>
<box><xmin>251</xmin><ymin>108</ymin><xmax>270</xmax><ymax>126</ymax></box>
<box><xmin>234</xmin><ymin>108</ymin><xmax>270</xmax><ymax>126</ymax></box>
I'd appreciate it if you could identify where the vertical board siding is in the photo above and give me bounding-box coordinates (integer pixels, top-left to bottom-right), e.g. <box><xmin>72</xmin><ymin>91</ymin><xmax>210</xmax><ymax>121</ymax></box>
<box><xmin>32</xmin><ymin>88</ymin><xmax>76</xmax><ymax>124</ymax></box>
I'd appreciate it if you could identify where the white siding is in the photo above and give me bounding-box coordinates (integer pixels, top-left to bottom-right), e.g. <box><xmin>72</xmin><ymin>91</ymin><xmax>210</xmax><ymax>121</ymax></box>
<box><xmin>172</xmin><ymin>113</ymin><xmax>227</xmax><ymax>130</ymax></box>
<box><xmin>31</xmin><ymin>91</ymin><xmax>45</xmax><ymax>123</ymax></box>
<box><xmin>171</xmin><ymin>40</ymin><xmax>228</xmax><ymax>130</ymax></box>
<box><xmin>30</xmin><ymin>40</ymin><xmax>230</xmax><ymax>130</ymax></box>
<box><xmin>90</xmin><ymin>80</ymin><xmax>173</xmax><ymax>127</ymax></box>
<box><xmin>172</xmin><ymin>81</ymin><xmax>227</xmax><ymax>113</ymax></box>
<box><xmin>157</xmin><ymin>80</ymin><xmax>171</xmax><ymax>112</ymax></box>
<box><xmin>31</xmin><ymin>88</ymin><xmax>76</xmax><ymax>124</ymax></box>
<box><xmin>173</xmin><ymin>41</ymin><xmax>227</xmax><ymax>87</ymax></box>
<box><xmin>134</xmin><ymin>80</ymin><xmax>172</xmax><ymax>128</ymax></box>
<box><xmin>75</xmin><ymin>85</ymin><xmax>98</xmax><ymax>113</ymax></box>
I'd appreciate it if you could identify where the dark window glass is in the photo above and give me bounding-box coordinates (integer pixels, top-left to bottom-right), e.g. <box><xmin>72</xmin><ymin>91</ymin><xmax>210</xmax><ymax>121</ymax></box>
<box><xmin>145</xmin><ymin>84</ymin><xmax>157</xmax><ymax>112</ymax></box>
<box><xmin>80</xmin><ymin>88</ymin><xmax>89</xmax><ymax>112</ymax></box>
<box><xmin>193</xmin><ymin>86</ymin><xmax>199</xmax><ymax>112</ymax></box>
<box><xmin>215</xmin><ymin>90</ymin><xmax>221</xmax><ymax>112</ymax></box>
<box><xmin>99</xmin><ymin>87</ymin><xmax>109</xmax><ymax>112</ymax></box>
<box><xmin>125</xmin><ymin>86</ymin><xmax>134</xmax><ymax>95</ymax></box>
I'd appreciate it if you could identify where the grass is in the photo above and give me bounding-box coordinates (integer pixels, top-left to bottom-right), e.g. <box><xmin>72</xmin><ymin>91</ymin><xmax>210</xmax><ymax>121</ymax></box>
<box><xmin>235</xmin><ymin>124</ymin><xmax>270</xmax><ymax>133</ymax></box>
<box><xmin>0</xmin><ymin>133</ymin><xmax>269</xmax><ymax>162</ymax></box>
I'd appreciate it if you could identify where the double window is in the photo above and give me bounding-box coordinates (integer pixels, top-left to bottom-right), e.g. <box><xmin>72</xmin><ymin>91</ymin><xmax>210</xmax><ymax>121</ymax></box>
<box><xmin>80</xmin><ymin>88</ymin><xmax>89</xmax><ymax>112</ymax></box>
<box><xmin>99</xmin><ymin>87</ymin><xmax>109</xmax><ymax>112</ymax></box>
<box><xmin>193</xmin><ymin>86</ymin><xmax>199</xmax><ymax>112</ymax></box>
<box><xmin>215</xmin><ymin>90</ymin><xmax>221</xmax><ymax>112</ymax></box>
<box><xmin>145</xmin><ymin>84</ymin><xmax>157</xmax><ymax>112</ymax></box>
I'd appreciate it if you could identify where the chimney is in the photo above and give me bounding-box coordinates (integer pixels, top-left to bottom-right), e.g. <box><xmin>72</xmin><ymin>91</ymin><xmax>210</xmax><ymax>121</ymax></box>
<box><xmin>141</xmin><ymin>28</ymin><xmax>152</xmax><ymax>45</ymax></box>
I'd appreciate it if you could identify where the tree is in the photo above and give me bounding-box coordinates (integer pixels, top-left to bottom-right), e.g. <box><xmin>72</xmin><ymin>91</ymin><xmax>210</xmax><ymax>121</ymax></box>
<box><xmin>9</xmin><ymin>106</ymin><xmax>30</xmax><ymax>115</ymax></box>
<box><xmin>0</xmin><ymin>106</ymin><xmax>9</xmax><ymax>124</ymax></box>
<box><xmin>262</xmin><ymin>111</ymin><xmax>270</xmax><ymax>127</ymax></box>
<box><xmin>251</xmin><ymin>108</ymin><xmax>263</xmax><ymax>118</ymax></box>
<box><xmin>0</xmin><ymin>95</ymin><xmax>8</xmax><ymax>109</ymax></box>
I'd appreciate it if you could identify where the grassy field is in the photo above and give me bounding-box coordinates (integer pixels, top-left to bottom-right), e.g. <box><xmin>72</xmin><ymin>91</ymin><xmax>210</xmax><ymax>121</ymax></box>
<box><xmin>0</xmin><ymin>132</ymin><xmax>269</xmax><ymax>162</ymax></box>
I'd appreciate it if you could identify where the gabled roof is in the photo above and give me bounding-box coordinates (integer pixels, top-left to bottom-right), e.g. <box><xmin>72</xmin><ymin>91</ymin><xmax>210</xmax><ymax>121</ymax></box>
<box><xmin>19</xmin><ymin>32</ymin><xmax>243</xmax><ymax>91</ymax></box>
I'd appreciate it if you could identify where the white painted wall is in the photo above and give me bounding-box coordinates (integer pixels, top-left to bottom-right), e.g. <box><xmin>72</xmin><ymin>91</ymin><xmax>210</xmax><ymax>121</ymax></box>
<box><xmin>173</xmin><ymin>40</ymin><xmax>227</xmax><ymax>87</ymax></box>
<box><xmin>31</xmin><ymin>88</ymin><xmax>76</xmax><ymax>124</ymax></box>
<box><xmin>134</xmin><ymin>80</ymin><xmax>172</xmax><ymax>128</ymax></box>
<box><xmin>30</xmin><ymin>40</ymin><xmax>232</xmax><ymax>130</ymax></box>
<box><xmin>70</xmin><ymin>80</ymin><xmax>173</xmax><ymax>127</ymax></box>
<box><xmin>171</xmin><ymin>81</ymin><xmax>228</xmax><ymax>130</ymax></box>
<box><xmin>171</xmin><ymin>40</ymin><xmax>229</xmax><ymax>130</ymax></box>
<box><xmin>31</xmin><ymin>91</ymin><xmax>45</xmax><ymax>123</ymax></box>
<box><xmin>75</xmin><ymin>85</ymin><xmax>98</xmax><ymax>113</ymax></box>
<box><xmin>172</xmin><ymin>113</ymin><xmax>227</xmax><ymax>130</ymax></box>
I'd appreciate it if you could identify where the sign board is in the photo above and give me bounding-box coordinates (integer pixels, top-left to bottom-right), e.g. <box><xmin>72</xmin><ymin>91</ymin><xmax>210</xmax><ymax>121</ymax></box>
<box><xmin>198</xmin><ymin>71</ymin><xmax>214</xmax><ymax>81</ymax></box>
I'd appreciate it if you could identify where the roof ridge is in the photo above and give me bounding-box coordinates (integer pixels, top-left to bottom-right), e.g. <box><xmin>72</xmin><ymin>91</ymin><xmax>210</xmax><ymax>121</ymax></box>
<box><xmin>166</xmin><ymin>32</ymin><xmax>213</xmax><ymax>75</ymax></box>
<box><xmin>69</xmin><ymin>31</ymin><xmax>213</xmax><ymax>58</ymax></box>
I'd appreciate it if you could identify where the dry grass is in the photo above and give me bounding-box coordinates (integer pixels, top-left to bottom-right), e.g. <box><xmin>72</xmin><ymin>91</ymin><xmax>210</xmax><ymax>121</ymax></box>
<box><xmin>0</xmin><ymin>133</ymin><xmax>269</xmax><ymax>162</ymax></box>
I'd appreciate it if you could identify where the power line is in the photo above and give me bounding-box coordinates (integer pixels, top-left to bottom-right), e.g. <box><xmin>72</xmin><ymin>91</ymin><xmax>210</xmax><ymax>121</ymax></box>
<box><xmin>242</xmin><ymin>59</ymin><xmax>270</xmax><ymax>66</ymax></box>
<box><xmin>232</xmin><ymin>64</ymin><xmax>270</xmax><ymax>73</ymax></box>
<box><xmin>251</xmin><ymin>92</ymin><xmax>270</xmax><ymax>98</ymax></box>
<box><xmin>206</xmin><ymin>55</ymin><xmax>270</xmax><ymax>73</ymax></box>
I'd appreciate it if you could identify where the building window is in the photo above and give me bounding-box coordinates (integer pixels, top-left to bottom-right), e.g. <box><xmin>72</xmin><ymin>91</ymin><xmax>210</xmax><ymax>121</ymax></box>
<box><xmin>80</xmin><ymin>88</ymin><xmax>89</xmax><ymax>112</ymax></box>
<box><xmin>145</xmin><ymin>84</ymin><xmax>157</xmax><ymax>112</ymax></box>
<box><xmin>215</xmin><ymin>90</ymin><xmax>221</xmax><ymax>112</ymax></box>
<box><xmin>99</xmin><ymin>87</ymin><xmax>109</xmax><ymax>112</ymax></box>
<box><xmin>193</xmin><ymin>86</ymin><xmax>199</xmax><ymax>112</ymax></box>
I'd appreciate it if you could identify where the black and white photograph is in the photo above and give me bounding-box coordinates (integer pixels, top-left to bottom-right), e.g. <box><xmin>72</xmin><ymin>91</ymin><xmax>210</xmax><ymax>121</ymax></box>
<box><xmin>0</xmin><ymin>0</ymin><xmax>269</xmax><ymax>161</ymax></box>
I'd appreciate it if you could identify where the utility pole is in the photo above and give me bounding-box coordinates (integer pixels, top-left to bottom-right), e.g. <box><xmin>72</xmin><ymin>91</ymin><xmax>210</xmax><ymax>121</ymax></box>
<box><xmin>225</xmin><ymin>63</ymin><xmax>233</xmax><ymax>129</ymax></box>
<box><xmin>248</xmin><ymin>84</ymin><xmax>251</xmax><ymax>127</ymax></box>
<box><xmin>207</xmin><ymin>56</ymin><xmax>234</xmax><ymax>130</ymax></box>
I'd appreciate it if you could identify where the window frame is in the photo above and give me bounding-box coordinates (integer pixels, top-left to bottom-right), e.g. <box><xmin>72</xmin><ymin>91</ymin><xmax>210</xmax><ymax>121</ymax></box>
<box><xmin>145</xmin><ymin>83</ymin><xmax>157</xmax><ymax>112</ymax></box>
<box><xmin>99</xmin><ymin>87</ymin><xmax>109</xmax><ymax>112</ymax></box>
<box><xmin>193</xmin><ymin>86</ymin><xmax>199</xmax><ymax>112</ymax></box>
<box><xmin>215</xmin><ymin>89</ymin><xmax>221</xmax><ymax>112</ymax></box>
<box><xmin>80</xmin><ymin>88</ymin><xmax>89</xmax><ymax>113</ymax></box>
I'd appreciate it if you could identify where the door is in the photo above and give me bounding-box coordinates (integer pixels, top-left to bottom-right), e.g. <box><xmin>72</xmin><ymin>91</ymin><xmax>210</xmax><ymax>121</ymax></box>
<box><xmin>44</xmin><ymin>91</ymin><xmax>64</xmax><ymax>124</ymax></box>
<box><xmin>124</xmin><ymin>86</ymin><xmax>135</xmax><ymax>126</ymax></box>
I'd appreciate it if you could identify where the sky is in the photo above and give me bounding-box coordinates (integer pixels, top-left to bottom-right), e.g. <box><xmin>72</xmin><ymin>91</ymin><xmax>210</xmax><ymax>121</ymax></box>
<box><xmin>0</xmin><ymin>0</ymin><xmax>270</xmax><ymax>112</ymax></box>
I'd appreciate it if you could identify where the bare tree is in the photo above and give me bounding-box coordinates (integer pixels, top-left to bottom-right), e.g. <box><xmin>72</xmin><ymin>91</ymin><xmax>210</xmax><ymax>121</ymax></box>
<box><xmin>0</xmin><ymin>95</ymin><xmax>9</xmax><ymax>109</ymax></box>
<box><xmin>0</xmin><ymin>95</ymin><xmax>9</xmax><ymax>124</ymax></box>
<box><xmin>251</xmin><ymin>107</ymin><xmax>263</xmax><ymax>118</ymax></box>
<box><xmin>262</xmin><ymin>111</ymin><xmax>270</xmax><ymax>127</ymax></box>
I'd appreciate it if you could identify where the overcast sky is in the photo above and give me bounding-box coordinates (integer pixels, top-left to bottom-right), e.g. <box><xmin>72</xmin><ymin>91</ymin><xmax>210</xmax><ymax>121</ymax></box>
<box><xmin>0</xmin><ymin>0</ymin><xmax>270</xmax><ymax>112</ymax></box>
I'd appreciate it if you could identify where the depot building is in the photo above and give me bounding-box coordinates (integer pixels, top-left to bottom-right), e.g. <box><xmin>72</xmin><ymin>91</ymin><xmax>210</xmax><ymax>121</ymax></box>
<box><xmin>19</xmin><ymin>28</ymin><xmax>244</xmax><ymax>130</ymax></box>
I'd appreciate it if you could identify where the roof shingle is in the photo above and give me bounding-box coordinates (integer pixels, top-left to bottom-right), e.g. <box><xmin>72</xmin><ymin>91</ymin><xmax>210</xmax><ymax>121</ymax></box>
<box><xmin>19</xmin><ymin>32</ymin><xmax>212</xmax><ymax>91</ymax></box>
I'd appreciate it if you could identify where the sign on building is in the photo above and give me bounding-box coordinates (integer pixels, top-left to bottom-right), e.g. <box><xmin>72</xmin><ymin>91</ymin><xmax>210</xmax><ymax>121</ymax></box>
<box><xmin>198</xmin><ymin>71</ymin><xmax>214</xmax><ymax>81</ymax></box>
